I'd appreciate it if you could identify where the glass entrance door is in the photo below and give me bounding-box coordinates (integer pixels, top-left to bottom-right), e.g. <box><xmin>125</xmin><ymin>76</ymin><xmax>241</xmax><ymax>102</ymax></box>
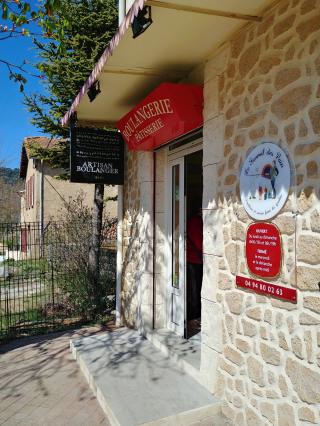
<box><xmin>167</xmin><ymin>146</ymin><xmax>203</xmax><ymax>338</ymax></box>
<box><xmin>167</xmin><ymin>157</ymin><xmax>185</xmax><ymax>336</ymax></box>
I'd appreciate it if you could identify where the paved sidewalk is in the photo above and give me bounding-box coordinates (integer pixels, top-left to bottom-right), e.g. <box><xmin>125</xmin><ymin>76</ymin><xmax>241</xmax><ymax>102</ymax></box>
<box><xmin>0</xmin><ymin>326</ymin><xmax>231</xmax><ymax>426</ymax></box>
<box><xmin>0</xmin><ymin>326</ymin><xmax>113</xmax><ymax>426</ymax></box>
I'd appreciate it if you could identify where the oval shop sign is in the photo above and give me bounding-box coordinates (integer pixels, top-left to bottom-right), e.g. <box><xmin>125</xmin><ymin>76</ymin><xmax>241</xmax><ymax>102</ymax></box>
<box><xmin>240</xmin><ymin>142</ymin><xmax>291</xmax><ymax>221</ymax></box>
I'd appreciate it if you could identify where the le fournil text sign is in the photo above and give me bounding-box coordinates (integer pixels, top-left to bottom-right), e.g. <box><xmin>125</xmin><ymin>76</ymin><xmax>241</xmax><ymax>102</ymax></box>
<box><xmin>70</xmin><ymin>127</ymin><xmax>124</xmax><ymax>185</ymax></box>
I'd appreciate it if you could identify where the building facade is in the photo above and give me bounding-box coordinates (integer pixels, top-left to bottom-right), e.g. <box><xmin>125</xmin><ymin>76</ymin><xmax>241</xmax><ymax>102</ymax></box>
<box><xmin>20</xmin><ymin>137</ymin><xmax>117</xmax><ymax>223</ymax></box>
<box><xmin>63</xmin><ymin>0</ymin><xmax>320</xmax><ymax>424</ymax></box>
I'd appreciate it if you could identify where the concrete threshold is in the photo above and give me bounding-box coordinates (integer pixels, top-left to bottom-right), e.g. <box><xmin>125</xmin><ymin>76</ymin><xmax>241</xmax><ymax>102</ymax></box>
<box><xmin>145</xmin><ymin>328</ymin><xmax>202</xmax><ymax>386</ymax></box>
<box><xmin>71</xmin><ymin>328</ymin><xmax>221</xmax><ymax>426</ymax></box>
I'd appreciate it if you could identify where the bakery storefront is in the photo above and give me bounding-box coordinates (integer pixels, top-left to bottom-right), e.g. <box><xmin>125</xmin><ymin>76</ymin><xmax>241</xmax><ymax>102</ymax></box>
<box><xmin>63</xmin><ymin>0</ymin><xmax>320</xmax><ymax>423</ymax></box>
<box><xmin>117</xmin><ymin>82</ymin><xmax>205</xmax><ymax>339</ymax></box>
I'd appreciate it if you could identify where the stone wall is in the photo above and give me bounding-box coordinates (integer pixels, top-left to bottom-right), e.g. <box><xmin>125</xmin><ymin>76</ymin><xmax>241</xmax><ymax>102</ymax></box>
<box><xmin>121</xmin><ymin>147</ymin><xmax>155</xmax><ymax>332</ymax></box>
<box><xmin>202</xmin><ymin>0</ymin><xmax>320</xmax><ymax>424</ymax></box>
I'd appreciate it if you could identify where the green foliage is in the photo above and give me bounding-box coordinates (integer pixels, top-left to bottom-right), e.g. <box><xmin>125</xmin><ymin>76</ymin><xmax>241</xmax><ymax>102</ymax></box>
<box><xmin>3</xmin><ymin>238</ymin><xmax>17</xmax><ymax>250</ymax></box>
<box><xmin>0</xmin><ymin>1</ymin><xmax>63</xmax><ymax>88</ymax></box>
<box><xmin>0</xmin><ymin>168</ymin><xmax>23</xmax><ymax>222</ymax></box>
<box><xmin>3</xmin><ymin>258</ymin><xmax>48</xmax><ymax>278</ymax></box>
<box><xmin>28</xmin><ymin>139</ymin><xmax>69</xmax><ymax>170</ymax></box>
<box><xmin>24</xmin><ymin>0</ymin><xmax>118</xmax><ymax>143</ymax></box>
<box><xmin>0</xmin><ymin>167</ymin><xmax>20</xmax><ymax>184</ymax></box>
<box><xmin>47</xmin><ymin>193</ymin><xmax>116</xmax><ymax>320</ymax></box>
<box><xmin>0</xmin><ymin>1</ymin><xmax>61</xmax><ymax>31</ymax></box>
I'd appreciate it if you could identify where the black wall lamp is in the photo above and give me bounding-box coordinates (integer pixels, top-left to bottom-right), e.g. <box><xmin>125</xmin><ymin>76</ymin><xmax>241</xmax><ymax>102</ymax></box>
<box><xmin>87</xmin><ymin>80</ymin><xmax>101</xmax><ymax>102</ymax></box>
<box><xmin>132</xmin><ymin>6</ymin><xmax>152</xmax><ymax>39</ymax></box>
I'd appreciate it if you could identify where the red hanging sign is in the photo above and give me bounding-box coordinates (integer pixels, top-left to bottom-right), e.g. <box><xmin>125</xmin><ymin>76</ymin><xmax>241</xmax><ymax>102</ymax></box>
<box><xmin>236</xmin><ymin>276</ymin><xmax>297</xmax><ymax>303</ymax></box>
<box><xmin>246</xmin><ymin>222</ymin><xmax>282</xmax><ymax>279</ymax></box>
<box><xmin>117</xmin><ymin>83</ymin><xmax>203</xmax><ymax>151</ymax></box>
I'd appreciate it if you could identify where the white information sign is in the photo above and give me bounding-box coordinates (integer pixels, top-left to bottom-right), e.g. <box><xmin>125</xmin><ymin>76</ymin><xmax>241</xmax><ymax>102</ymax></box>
<box><xmin>240</xmin><ymin>142</ymin><xmax>291</xmax><ymax>220</ymax></box>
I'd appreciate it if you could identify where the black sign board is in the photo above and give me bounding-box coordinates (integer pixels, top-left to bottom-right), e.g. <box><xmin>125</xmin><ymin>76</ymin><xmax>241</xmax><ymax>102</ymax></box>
<box><xmin>70</xmin><ymin>127</ymin><xmax>124</xmax><ymax>184</ymax></box>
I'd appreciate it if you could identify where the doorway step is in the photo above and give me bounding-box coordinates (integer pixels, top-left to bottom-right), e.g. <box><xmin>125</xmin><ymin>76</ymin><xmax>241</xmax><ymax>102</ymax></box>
<box><xmin>70</xmin><ymin>327</ymin><xmax>221</xmax><ymax>426</ymax></box>
<box><xmin>145</xmin><ymin>328</ymin><xmax>202</xmax><ymax>387</ymax></box>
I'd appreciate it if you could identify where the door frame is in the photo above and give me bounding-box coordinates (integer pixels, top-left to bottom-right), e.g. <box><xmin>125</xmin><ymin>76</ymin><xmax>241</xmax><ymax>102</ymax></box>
<box><xmin>165</xmin><ymin>138</ymin><xmax>203</xmax><ymax>336</ymax></box>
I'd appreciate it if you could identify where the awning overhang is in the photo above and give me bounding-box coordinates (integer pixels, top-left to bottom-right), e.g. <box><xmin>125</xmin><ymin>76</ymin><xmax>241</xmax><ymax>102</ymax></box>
<box><xmin>117</xmin><ymin>82</ymin><xmax>203</xmax><ymax>150</ymax></box>
<box><xmin>62</xmin><ymin>0</ymin><xmax>274</xmax><ymax>129</ymax></box>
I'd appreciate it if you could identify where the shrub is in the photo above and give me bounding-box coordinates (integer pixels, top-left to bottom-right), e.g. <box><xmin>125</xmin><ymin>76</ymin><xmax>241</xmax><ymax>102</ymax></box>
<box><xmin>45</xmin><ymin>193</ymin><xmax>116</xmax><ymax>320</ymax></box>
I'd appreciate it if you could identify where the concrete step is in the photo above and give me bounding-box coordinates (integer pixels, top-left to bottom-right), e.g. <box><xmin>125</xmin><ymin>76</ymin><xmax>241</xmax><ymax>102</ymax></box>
<box><xmin>71</xmin><ymin>328</ymin><xmax>221</xmax><ymax>426</ymax></box>
<box><xmin>146</xmin><ymin>328</ymin><xmax>202</xmax><ymax>386</ymax></box>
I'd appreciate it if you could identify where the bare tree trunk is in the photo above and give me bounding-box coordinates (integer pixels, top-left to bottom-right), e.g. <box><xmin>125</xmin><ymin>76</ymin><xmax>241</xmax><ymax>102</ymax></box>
<box><xmin>88</xmin><ymin>183</ymin><xmax>104</xmax><ymax>316</ymax></box>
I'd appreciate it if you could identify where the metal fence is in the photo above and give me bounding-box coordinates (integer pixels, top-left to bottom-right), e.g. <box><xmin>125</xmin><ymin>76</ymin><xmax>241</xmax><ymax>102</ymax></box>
<box><xmin>0</xmin><ymin>221</ymin><xmax>116</xmax><ymax>342</ymax></box>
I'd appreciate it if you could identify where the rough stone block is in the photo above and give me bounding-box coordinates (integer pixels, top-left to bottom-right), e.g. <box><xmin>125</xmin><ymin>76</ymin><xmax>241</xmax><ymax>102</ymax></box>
<box><xmin>303</xmin><ymin>296</ymin><xmax>320</xmax><ymax>314</ymax></box>
<box><xmin>204</xmin><ymin>47</ymin><xmax>229</xmax><ymax>82</ymax></box>
<box><xmin>235</xmin><ymin>338</ymin><xmax>251</xmax><ymax>353</ymax></box>
<box><xmin>139</xmin><ymin>182</ymin><xmax>154</xmax><ymax>214</ymax></box>
<box><xmin>275</xmin><ymin>67</ymin><xmax>301</xmax><ymax>90</ymax></box>
<box><xmin>298</xmin><ymin>406</ymin><xmax>317</xmax><ymax>424</ymax></box>
<box><xmin>239</xmin><ymin>43</ymin><xmax>260</xmax><ymax>78</ymax></box>
<box><xmin>201</xmin><ymin>299</ymin><xmax>223</xmax><ymax>352</ymax></box>
<box><xmin>203</xmin><ymin>115</ymin><xmax>224</xmax><ymax>166</ymax></box>
<box><xmin>300</xmin><ymin>312</ymin><xmax>320</xmax><ymax>325</ymax></box>
<box><xmin>220</xmin><ymin>359</ymin><xmax>237</xmax><ymax>376</ymax></box>
<box><xmin>291</xmin><ymin>335</ymin><xmax>304</xmax><ymax>360</ymax></box>
<box><xmin>200</xmin><ymin>343</ymin><xmax>220</xmax><ymax>393</ymax></box>
<box><xmin>218</xmin><ymin>272</ymin><xmax>233</xmax><ymax>291</ymax></box>
<box><xmin>279</xmin><ymin>375</ymin><xmax>288</xmax><ymax>397</ymax></box>
<box><xmin>270</xmin><ymin>298</ymin><xmax>297</xmax><ymax>311</ymax></box>
<box><xmin>278</xmin><ymin>332</ymin><xmax>289</xmax><ymax>351</ymax></box>
<box><xmin>304</xmin><ymin>330</ymin><xmax>313</xmax><ymax>363</ymax></box>
<box><xmin>260</xmin><ymin>342</ymin><xmax>281</xmax><ymax>365</ymax></box>
<box><xmin>247</xmin><ymin>356</ymin><xmax>264</xmax><ymax>386</ymax></box>
<box><xmin>310</xmin><ymin>209</ymin><xmax>320</xmax><ymax>232</ymax></box>
<box><xmin>273</xmin><ymin>215</ymin><xmax>296</xmax><ymax>235</ymax></box>
<box><xmin>201</xmin><ymin>254</ymin><xmax>220</xmax><ymax>302</ymax></box>
<box><xmin>246</xmin><ymin>307</ymin><xmax>262</xmax><ymax>321</ymax></box>
<box><xmin>202</xmin><ymin>164</ymin><xmax>219</xmax><ymax>209</ymax></box>
<box><xmin>139</xmin><ymin>271</ymin><xmax>154</xmax><ymax>305</ymax></box>
<box><xmin>224</xmin><ymin>345</ymin><xmax>244</xmax><ymax>366</ymax></box>
<box><xmin>296</xmin><ymin>13</ymin><xmax>320</xmax><ymax>41</ymax></box>
<box><xmin>225</xmin><ymin>243</ymin><xmax>239</xmax><ymax>275</ymax></box>
<box><xmin>293</xmin><ymin>265</ymin><xmax>320</xmax><ymax>291</ymax></box>
<box><xmin>203</xmin><ymin>76</ymin><xmax>219</xmax><ymax>121</ymax></box>
<box><xmin>230</xmin><ymin>221</ymin><xmax>245</xmax><ymax>241</ymax></box>
<box><xmin>241</xmin><ymin>318</ymin><xmax>257</xmax><ymax>337</ymax></box>
<box><xmin>246</xmin><ymin>406</ymin><xmax>263</xmax><ymax>426</ymax></box>
<box><xmin>286</xmin><ymin>357</ymin><xmax>320</xmax><ymax>403</ymax></box>
<box><xmin>271</xmin><ymin>85</ymin><xmax>312</xmax><ymax>120</ymax></box>
<box><xmin>137</xmin><ymin>151</ymin><xmax>153</xmax><ymax>183</ymax></box>
<box><xmin>277</xmin><ymin>403</ymin><xmax>296</xmax><ymax>426</ymax></box>
<box><xmin>297</xmin><ymin>235</ymin><xmax>320</xmax><ymax>264</ymax></box>
<box><xmin>203</xmin><ymin>208</ymin><xmax>225</xmax><ymax>256</ymax></box>
<box><xmin>260</xmin><ymin>402</ymin><xmax>275</xmax><ymax>423</ymax></box>
<box><xmin>273</xmin><ymin>14</ymin><xmax>296</xmax><ymax>38</ymax></box>
<box><xmin>235</xmin><ymin>412</ymin><xmax>245</xmax><ymax>426</ymax></box>
<box><xmin>225</xmin><ymin>291</ymin><xmax>244</xmax><ymax>315</ymax></box>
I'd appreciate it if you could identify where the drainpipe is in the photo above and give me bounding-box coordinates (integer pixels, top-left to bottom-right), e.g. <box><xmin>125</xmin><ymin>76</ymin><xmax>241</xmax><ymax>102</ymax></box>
<box><xmin>118</xmin><ymin>0</ymin><xmax>125</xmax><ymax>26</ymax></box>
<box><xmin>115</xmin><ymin>184</ymin><xmax>123</xmax><ymax>326</ymax></box>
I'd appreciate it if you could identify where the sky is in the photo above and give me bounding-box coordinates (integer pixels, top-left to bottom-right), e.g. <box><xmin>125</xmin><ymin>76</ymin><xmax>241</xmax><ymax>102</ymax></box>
<box><xmin>0</xmin><ymin>5</ymin><xmax>50</xmax><ymax>169</ymax></box>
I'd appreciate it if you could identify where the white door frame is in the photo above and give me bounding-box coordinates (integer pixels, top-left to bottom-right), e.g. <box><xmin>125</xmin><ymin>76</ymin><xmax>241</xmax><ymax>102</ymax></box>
<box><xmin>165</xmin><ymin>138</ymin><xmax>203</xmax><ymax>336</ymax></box>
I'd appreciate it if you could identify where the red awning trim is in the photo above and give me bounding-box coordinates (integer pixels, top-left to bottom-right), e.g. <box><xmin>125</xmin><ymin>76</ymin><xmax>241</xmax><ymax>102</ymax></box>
<box><xmin>61</xmin><ymin>0</ymin><xmax>145</xmax><ymax>127</ymax></box>
<box><xmin>117</xmin><ymin>83</ymin><xmax>203</xmax><ymax>151</ymax></box>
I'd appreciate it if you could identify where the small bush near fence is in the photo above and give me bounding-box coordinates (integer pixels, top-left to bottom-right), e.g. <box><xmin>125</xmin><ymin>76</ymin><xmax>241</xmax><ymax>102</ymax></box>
<box><xmin>0</xmin><ymin>196</ymin><xmax>116</xmax><ymax>341</ymax></box>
